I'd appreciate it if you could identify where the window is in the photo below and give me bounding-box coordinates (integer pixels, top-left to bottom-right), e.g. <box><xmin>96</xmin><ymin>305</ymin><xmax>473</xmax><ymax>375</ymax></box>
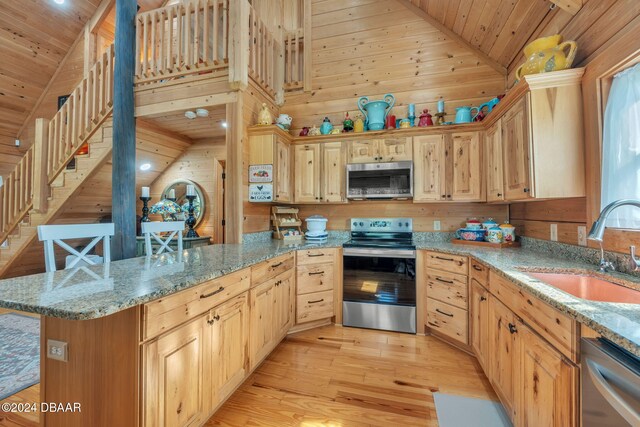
<box><xmin>601</xmin><ymin>63</ymin><xmax>640</xmax><ymax>228</ymax></box>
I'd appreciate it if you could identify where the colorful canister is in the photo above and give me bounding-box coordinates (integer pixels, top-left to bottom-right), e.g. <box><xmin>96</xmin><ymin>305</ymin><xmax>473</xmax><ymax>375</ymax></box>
<box><xmin>482</xmin><ymin>218</ymin><xmax>498</xmax><ymax>230</ymax></box>
<box><xmin>320</xmin><ymin>117</ymin><xmax>333</xmax><ymax>135</ymax></box>
<box><xmin>466</xmin><ymin>218</ymin><xmax>482</xmax><ymax>230</ymax></box>
<box><xmin>354</xmin><ymin>115</ymin><xmax>364</xmax><ymax>133</ymax></box>
<box><xmin>486</xmin><ymin>226</ymin><xmax>503</xmax><ymax>243</ymax></box>
<box><xmin>400</xmin><ymin>118</ymin><xmax>411</xmax><ymax>129</ymax></box>
<box><xmin>499</xmin><ymin>222</ymin><xmax>516</xmax><ymax>242</ymax></box>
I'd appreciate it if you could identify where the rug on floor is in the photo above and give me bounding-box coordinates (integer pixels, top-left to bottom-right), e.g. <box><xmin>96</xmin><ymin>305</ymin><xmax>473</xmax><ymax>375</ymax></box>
<box><xmin>434</xmin><ymin>392</ymin><xmax>512</xmax><ymax>427</ymax></box>
<box><xmin>0</xmin><ymin>313</ymin><xmax>40</xmax><ymax>401</ymax></box>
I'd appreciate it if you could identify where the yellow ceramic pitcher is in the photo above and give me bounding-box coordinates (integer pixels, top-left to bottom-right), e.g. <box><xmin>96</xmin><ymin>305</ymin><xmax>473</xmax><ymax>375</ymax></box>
<box><xmin>515</xmin><ymin>35</ymin><xmax>578</xmax><ymax>80</ymax></box>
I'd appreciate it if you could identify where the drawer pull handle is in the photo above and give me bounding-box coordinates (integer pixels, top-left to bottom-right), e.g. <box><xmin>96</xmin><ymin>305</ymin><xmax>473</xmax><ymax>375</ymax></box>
<box><xmin>307</xmin><ymin>253</ymin><xmax>325</xmax><ymax>257</ymax></box>
<box><xmin>308</xmin><ymin>298</ymin><xmax>324</xmax><ymax>304</ymax></box>
<box><xmin>480</xmin><ymin>296</ymin><xmax>487</xmax><ymax>302</ymax></box>
<box><xmin>200</xmin><ymin>286</ymin><xmax>225</xmax><ymax>299</ymax></box>
<box><xmin>271</xmin><ymin>262</ymin><xmax>283</xmax><ymax>268</ymax></box>
<box><xmin>435</xmin><ymin>277</ymin><xmax>454</xmax><ymax>284</ymax></box>
<box><xmin>508</xmin><ymin>323</ymin><xmax>518</xmax><ymax>334</ymax></box>
<box><xmin>435</xmin><ymin>256</ymin><xmax>454</xmax><ymax>262</ymax></box>
<box><xmin>472</xmin><ymin>264</ymin><xmax>483</xmax><ymax>271</ymax></box>
<box><xmin>308</xmin><ymin>271</ymin><xmax>325</xmax><ymax>276</ymax></box>
<box><xmin>435</xmin><ymin>308</ymin><xmax>454</xmax><ymax>317</ymax></box>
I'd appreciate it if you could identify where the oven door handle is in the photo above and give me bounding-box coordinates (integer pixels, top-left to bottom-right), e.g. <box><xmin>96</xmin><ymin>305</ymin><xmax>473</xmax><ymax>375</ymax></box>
<box><xmin>343</xmin><ymin>247</ymin><xmax>416</xmax><ymax>258</ymax></box>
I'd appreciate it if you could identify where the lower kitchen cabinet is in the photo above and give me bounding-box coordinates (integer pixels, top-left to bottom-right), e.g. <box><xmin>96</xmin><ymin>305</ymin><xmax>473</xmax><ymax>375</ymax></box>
<box><xmin>295</xmin><ymin>248</ymin><xmax>338</xmax><ymax>326</ymax></box>
<box><xmin>470</xmin><ymin>279</ymin><xmax>490</xmax><ymax>372</ymax></box>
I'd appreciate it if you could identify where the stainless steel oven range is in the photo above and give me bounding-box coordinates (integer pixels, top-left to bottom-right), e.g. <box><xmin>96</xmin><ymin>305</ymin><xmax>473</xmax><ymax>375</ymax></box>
<box><xmin>342</xmin><ymin>218</ymin><xmax>416</xmax><ymax>333</ymax></box>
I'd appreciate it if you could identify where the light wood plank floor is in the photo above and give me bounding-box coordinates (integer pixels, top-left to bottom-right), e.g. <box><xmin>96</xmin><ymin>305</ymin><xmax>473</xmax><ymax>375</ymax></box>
<box><xmin>0</xmin><ymin>324</ymin><xmax>496</xmax><ymax>427</ymax></box>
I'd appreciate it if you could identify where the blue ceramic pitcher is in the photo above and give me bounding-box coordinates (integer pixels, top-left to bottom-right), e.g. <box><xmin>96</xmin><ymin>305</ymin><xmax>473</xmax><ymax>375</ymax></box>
<box><xmin>357</xmin><ymin>94</ymin><xmax>395</xmax><ymax>131</ymax></box>
<box><xmin>455</xmin><ymin>106</ymin><xmax>480</xmax><ymax>124</ymax></box>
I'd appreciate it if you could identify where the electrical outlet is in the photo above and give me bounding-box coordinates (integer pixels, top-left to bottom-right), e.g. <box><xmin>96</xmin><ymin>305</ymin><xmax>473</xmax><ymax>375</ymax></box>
<box><xmin>47</xmin><ymin>339</ymin><xmax>68</xmax><ymax>362</ymax></box>
<box><xmin>550</xmin><ymin>224</ymin><xmax>558</xmax><ymax>241</ymax></box>
<box><xmin>433</xmin><ymin>220</ymin><xmax>441</xmax><ymax>231</ymax></box>
<box><xmin>578</xmin><ymin>226</ymin><xmax>587</xmax><ymax>246</ymax></box>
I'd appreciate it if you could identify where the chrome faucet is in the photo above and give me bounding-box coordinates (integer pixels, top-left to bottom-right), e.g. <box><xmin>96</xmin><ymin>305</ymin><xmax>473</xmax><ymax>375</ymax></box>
<box><xmin>588</xmin><ymin>199</ymin><xmax>640</xmax><ymax>272</ymax></box>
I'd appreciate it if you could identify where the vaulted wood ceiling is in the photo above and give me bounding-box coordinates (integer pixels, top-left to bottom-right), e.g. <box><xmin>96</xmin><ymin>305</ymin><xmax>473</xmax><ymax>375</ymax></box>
<box><xmin>142</xmin><ymin>107</ymin><xmax>227</xmax><ymax>140</ymax></box>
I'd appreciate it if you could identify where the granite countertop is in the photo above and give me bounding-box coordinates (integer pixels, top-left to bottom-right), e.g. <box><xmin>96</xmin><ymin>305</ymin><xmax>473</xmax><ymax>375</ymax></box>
<box><xmin>0</xmin><ymin>237</ymin><xmax>346</xmax><ymax>321</ymax></box>
<box><xmin>0</xmin><ymin>234</ymin><xmax>638</xmax><ymax>356</ymax></box>
<box><xmin>413</xmin><ymin>240</ymin><xmax>640</xmax><ymax>357</ymax></box>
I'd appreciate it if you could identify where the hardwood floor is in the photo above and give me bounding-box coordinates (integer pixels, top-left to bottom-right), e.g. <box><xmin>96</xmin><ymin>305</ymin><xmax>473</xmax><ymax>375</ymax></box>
<box><xmin>0</xmin><ymin>323</ymin><xmax>496</xmax><ymax>427</ymax></box>
<box><xmin>206</xmin><ymin>325</ymin><xmax>496</xmax><ymax>426</ymax></box>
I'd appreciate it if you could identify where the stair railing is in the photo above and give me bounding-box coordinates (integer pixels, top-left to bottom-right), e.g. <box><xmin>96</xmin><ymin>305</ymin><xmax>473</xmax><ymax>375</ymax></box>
<box><xmin>0</xmin><ymin>147</ymin><xmax>34</xmax><ymax>243</ymax></box>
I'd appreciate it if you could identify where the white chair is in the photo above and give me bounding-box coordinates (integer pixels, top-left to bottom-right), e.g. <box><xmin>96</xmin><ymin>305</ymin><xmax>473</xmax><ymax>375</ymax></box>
<box><xmin>141</xmin><ymin>221</ymin><xmax>185</xmax><ymax>256</ymax></box>
<box><xmin>37</xmin><ymin>223</ymin><xmax>115</xmax><ymax>272</ymax></box>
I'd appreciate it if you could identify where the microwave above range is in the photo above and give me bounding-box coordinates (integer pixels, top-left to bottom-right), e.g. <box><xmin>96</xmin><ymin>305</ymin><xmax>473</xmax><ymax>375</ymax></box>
<box><xmin>346</xmin><ymin>161</ymin><xmax>413</xmax><ymax>200</ymax></box>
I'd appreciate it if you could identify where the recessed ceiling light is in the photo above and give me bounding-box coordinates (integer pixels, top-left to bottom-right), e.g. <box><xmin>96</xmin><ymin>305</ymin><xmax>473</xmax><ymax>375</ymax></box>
<box><xmin>140</xmin><ymin>163</ymin><xmax>151</xmax><ymax>171</ymax></box>
<box><xmin>184</xmin><ymin>110</ymin><xmax>196</xmax><ymax>120</ymax></box>
<box><xmin>221</xmin><ymin>121</ymin><xmax>228</xmax><ymax>128</ymax></box>
<box><xmin>53</xmin><ymin>0</ymin><xmax>64</xmax><ymax>4</ymax></box>
<box><xmin>196</xmin><ymin>108</ymin><xmax>209</xmax><ymax>117</ymax></box>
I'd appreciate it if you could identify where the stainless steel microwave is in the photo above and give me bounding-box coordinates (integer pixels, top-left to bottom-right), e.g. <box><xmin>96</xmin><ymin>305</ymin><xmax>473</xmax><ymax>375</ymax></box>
<box><xmin>346</xmin><ymin>161</ymin><xmax>413</xmax><ymax>200</ymax></box>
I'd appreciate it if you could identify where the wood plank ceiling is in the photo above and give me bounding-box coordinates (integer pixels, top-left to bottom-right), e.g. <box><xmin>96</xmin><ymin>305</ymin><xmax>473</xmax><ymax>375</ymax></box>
<box><xmin>142</xmin><ymin>106</ymin><xmax>227</xmax><ymax>140</ymax></box>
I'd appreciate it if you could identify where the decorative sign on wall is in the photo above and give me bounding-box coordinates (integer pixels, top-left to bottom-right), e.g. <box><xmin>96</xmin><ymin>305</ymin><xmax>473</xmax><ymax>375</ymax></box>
<box><xmin>249</xmin><ymin>184</ymin><xmax>273</xmax><ymax>202</ymax></box>
<box><xmin>249</xmin><ymin>164</ymin><xmax>273</xmax><ymax>183</ymax></box>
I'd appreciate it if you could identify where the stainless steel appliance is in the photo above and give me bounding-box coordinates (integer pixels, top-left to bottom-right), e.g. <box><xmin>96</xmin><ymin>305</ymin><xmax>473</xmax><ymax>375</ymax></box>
<box><xmin>582</xmin><ymin>337</ymin><xmax>640</xmax><ymax>426</ymax></box>
<box><xmin>346</xmin><ymin>161</ymin><xmax>413</xmax><ymax>200</ymax></box>
<box><xmin>342</xmin><ymin>218</ymin><xmax>416</xmax><ymax>333</ymax></box>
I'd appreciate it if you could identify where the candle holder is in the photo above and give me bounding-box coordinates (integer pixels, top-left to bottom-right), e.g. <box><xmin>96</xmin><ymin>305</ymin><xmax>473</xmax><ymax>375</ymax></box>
<box><xmin>185</xmin><ymin>195</ymin><xmax>199</xmax><ymax>238</ymax></box>
<box><xmin>139</xmin><ymin>197</ymin><xmax>151</xmax><ymax>235</ymax></box>
<box><xmin>434</xmin><ymin>112</ymin><xmax>446</xmax><ymax>126</ymax></box>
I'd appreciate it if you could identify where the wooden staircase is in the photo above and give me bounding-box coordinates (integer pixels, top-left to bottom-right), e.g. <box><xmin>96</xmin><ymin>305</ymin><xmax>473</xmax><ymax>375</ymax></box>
<box><xmin>0</xmin><ymin>45</ymin><xmax>115</xmax><ymax>278</ymax></box>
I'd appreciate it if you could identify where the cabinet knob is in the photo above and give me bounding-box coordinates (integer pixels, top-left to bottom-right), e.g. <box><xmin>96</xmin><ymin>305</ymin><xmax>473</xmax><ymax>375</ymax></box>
<box><xmin>497</xmin><ymin>193</ymin><xmax>502</xmax><ymax>197</ymax></box>
<box><xmin>480</xmin><ymin>296</ymin><xmax>487</xmax><ymax>302</ymax></box>
<box><xmin>441</xmin><ymin>194</ymin><xmax>446</xmax><ymax>198</ymax></box>
<box><xmin>508</xmin><ymin>323</ymin><xmax>518</xmax><ymax>334</ymax></box>
<box><xmin>447</xmin><ymin>195</ymin><xmax>452</xmax><ymax>198</ymax></box>
<box><xmin>523</xmin><ymin>188</ymin><xmax>530</xmax><ymax>193</ymax></box>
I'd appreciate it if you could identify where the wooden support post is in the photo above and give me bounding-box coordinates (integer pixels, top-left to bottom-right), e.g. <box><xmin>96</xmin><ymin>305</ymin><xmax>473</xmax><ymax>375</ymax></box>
<box><xmin>112</xmin><ymin>0</ymin><xmax>137</xmax><ymax>260</ymax></box>
<box><xmin>32</xmin><ymin>118</ymin><xmax>50</xmax><ymax>213</ymax></box>
<box><xmin>84</xmin><ymin>26</ymin><xmax>98</xmax><ymax>77</ymax></box>
<box><xmin>274</xmin><ymin>40</ymin><xmax>285</xmax><ymax>106</ymax></box>
<box><xmin>228</xmin><ymin>0</ymin><xmax>249</xmax><ymax>90</ymax></box>
<box><xmin>303</xmin><ymin>0</ymin><xmax>312</xmax><ymax>92</ymax></box>
<box><xmin>225</xmin><ymin>101</ymin><xmax>243</xmax><ymax>243</ymax></box>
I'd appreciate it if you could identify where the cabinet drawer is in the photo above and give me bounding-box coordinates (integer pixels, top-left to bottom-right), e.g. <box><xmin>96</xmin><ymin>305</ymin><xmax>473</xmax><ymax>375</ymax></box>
<box><xmin>142</xmin><ymin>268</ymin><xmax>250</xmax><ymax>340</ymax></box>
<box><xmin>426</xmin><ymin>269</ymin><xmax>468</xmax><ymax>309</ymax></box>
<box><xmin>425</xmin><ymin>251</ymin><xmax>468</xmax><ymax>275</ymax></box>
<box><xmin>489</xmin><ymin>271</ymin><xmax>578</xmax><ymax>361</ymax></box>
<box><xmin>426</xmin><ymin>298</ymin><xmax>468</xmax><ymax>345</ymax></box>
<box><xmin>251</xmin><ymin>253</ymin><xmax>294</xmax><ymax>286</ymax></box>
<box><xmin>297</xmin><ymin>263</ymin><xmax>334</xmax><ymax>295</ymax></box>
<box><xmin>470</xmin><ymin>258</ymin><xmax>489</xmax><ymax>287</ymax></box>
<box><xmin>297</xmin><ymin>248</ymin><xmax>336</xmax><ymax>265</ymax></box>
<box><xmin>296</xmin><ymin>290</ymin><xmax>334</xmax><ymax>324</ymax></box>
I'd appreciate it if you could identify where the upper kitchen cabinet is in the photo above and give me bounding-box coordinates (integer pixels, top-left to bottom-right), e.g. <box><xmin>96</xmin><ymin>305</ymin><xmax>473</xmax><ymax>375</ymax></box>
<box><xmin>485</xmin><ymin>120</ymin><xmax>504</xmax><ymax>203</ymax></box>
<box><xmin>348</xmin><ymin>137</ymin><xmax>412</xmax><ymax>163</ymax></box>
<box><xmin>294</xmin><ymin>144</ymin><xmax>322</xmax><ymax>203</ymax></box>
<box><xmin>413</xmin><ymin>132</ymin><xmax>484</xmax><ymax>202</ymax></box>
<box><xmin>322</xmin><ymin>142</ymin><xmax>346</xmax><ymax>203</ymax></box>
<box><xmin>292</xmin><ymin>141</ymin><xmax>347</xmax><ymax>204</ymax></box>
<box><xmin>248</xmin><ymin>126</ymin><xmax>293</xmax><ymax>203</ymax></box>
<box><xmin>488</xmin><ymin>68</ymin><xmax>586</xmax><ymax>201</ymax></box>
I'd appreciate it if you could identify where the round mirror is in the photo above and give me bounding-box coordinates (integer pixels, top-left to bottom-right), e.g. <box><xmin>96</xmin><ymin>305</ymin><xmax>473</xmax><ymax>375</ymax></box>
<box><xmin>162</xmin><ymin>179</ymin><xmax>206</xmax><ymax>227</ymax></box>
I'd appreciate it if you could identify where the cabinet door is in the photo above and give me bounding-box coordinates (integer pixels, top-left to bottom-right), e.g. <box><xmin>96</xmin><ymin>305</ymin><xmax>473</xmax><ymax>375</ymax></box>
<box><xmin>208</xmin><ymin>293</ymin><xmax>249</xmax><ymax>408</ymax></box>
<box><xmin>503</xmin><ymin>96</ymin><xmax>532</xmax><ymax>201</ymax></box>
<box><xmin>485</xmin><ymin>120</ymin><xmax>505</xmax><ymax>202</ymax></box>
<box><xmin>143</xmin><ymin>316</ymin><xmax>207</xmax><ymax>427</ymax></box>
<box><xmin>274</xmin><ymin>271</ymin><xmax>295</xmax><ymax>339</ymax></box>
<box><xmin>450</xmin><ymin>132</ymin><xmax>483</xmax><ymax>201</ymax></box>
<box><xmin>249</xmin><ymin>281</ymin><xmax>275</xmax><ymax>370</ymax></box>
<box><xmin>275</xmin><ymin>139</ymin><xmax>292</xmax><ymax>202</ymax></box>
<box><xmin>379</xmin><ymin>137</ymin><xmax>412</xmax><ymax>162</ymax></box>
<box><xmin>322</xmin><ymin>142</ymin><xmax>345</xmax><ymax>202</ymax></box>
<box><xmin>470</xmin><ymin>280</ymin><xmax>490</xmax><ymax>373</ymax></box>
<box><xmin>413</xmin><ymin>135</ymin><xmax>446</xmax><ymax>201</ymax></box>
<box><xmin>294</xmin><ymin>144</ymin><xmax>321</xmax><ymax>203</ymax></box>
<box><xmin>488</xmin><ymin>296</ymin><xmax>519</xmax><ymax>421</ymax></box>
<box><xmin>518</xmin><ymin>322</ymin><xmax>577</xmax><ymax>427</ymax></box>
<box><xmin>347</xmin><ymin>140</ymin><xmax>378</xmax><ymax>163</ymax></box>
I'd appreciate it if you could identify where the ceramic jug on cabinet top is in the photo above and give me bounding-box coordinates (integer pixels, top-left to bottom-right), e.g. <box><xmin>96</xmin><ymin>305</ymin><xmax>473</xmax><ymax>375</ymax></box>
<box><xmin>515</xmin><ymin>34</ymin><xmax>578</xmax><ymax>81</ymax></box>
<box><xmin>455</xmin><ymin>106</ymin><xmax>479</xmax><ymax>124</ymax></box>
<box><xmin>357</xmin><ymin>94</ymin><xmax>395</xmax><ymax>131</ymax></box>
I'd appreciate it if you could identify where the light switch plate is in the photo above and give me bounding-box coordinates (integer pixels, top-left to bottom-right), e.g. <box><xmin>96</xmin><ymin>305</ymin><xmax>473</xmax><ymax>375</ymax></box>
<box><xmin>578</xmin><ymin>226</ymin><xmax>587</xmax><ymax>246</ymax></box>
<box><xmin>47</xmin><ymin>339</ymin><xmax>68</xmax><ymax>362</ymax></box>
<box><xmin>433</xmin><ymin>220</ymin><xmax>441</xmax><ymax>231</ymax></box>
<box><xmin>550</xmin><ymin>224</ymin><xmax>558</xmax><ymax>241</ymax></box>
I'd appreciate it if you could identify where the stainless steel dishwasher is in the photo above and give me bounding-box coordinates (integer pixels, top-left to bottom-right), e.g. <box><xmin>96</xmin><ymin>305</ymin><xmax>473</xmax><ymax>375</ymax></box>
<box><xmin>582</xmin><ymin>338</ymin><xmax>640</xmax><ymax>426</ymax></box>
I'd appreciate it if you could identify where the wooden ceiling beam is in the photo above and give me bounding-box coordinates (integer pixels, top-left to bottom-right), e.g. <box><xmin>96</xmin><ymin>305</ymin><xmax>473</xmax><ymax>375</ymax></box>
<box><xmin>550</xmin><ymin>0</ymin><xmax>583</xmax><ymax>16</ymax></box>
<box><xmin>398</xmin><ymin>0</ymin><xmax>507</xmax><ymax>76</ymax></box>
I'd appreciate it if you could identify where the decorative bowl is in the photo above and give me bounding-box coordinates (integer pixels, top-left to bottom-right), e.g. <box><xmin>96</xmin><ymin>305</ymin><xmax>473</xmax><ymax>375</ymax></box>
<box><xmin>455</xmin><ymin>228</ymin><xmax>487</xmax><ymax>241</ymax></box>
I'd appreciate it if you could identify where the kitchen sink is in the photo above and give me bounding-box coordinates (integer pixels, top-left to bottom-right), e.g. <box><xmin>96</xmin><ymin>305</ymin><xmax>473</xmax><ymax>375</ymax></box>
<box><xmin>525</xmin><ymin>272</ymin><xmax>640</xmax><ymax>304</ymax></box>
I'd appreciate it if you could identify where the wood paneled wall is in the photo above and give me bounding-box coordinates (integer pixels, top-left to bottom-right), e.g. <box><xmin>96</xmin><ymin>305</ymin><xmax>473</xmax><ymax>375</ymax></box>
<box><xmin>296</xmin><ymin>202</ymin><xmax>508</xmax><ymax>231</ymax></box>
<box><xmin>280</xmin><ymin>0</ymin><xmax>507</xmax><ymax>134</ymax></box>
<box><xmin>145</xmin><ymin>138</ymin><xmax>226</xmax><ymax>242</ymax></box>
<box><xmin>510</xmin><ymin>198</ymin><xmax>587</xmax><ymax>246</ymax></box>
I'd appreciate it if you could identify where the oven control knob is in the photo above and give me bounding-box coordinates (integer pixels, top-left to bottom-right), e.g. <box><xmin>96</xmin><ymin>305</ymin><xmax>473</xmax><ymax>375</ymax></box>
<box><xmin>405</xmin><ymin>222</ymin><xmax>409</xmax><ymax>227</ymax></box>
<box><xmin>359</xmin><ymin>222</ymin><xmax>364</xmax><ymax>227</ymax></box>
<box><xmin>398</xmin><ymin>222</ymin><xmax>402</xmax><ymax>227</ymax></box>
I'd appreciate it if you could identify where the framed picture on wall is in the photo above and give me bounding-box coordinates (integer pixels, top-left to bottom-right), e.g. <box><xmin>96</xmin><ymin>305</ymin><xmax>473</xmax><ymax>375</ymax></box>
<box><xmin>57</xmin><ymin>95</ymin><xmax>71</xmax><ymax>110</ymax></box>
<box><xmin>249</xmin><ymin>164</ymin><xmax>273</xmax><ymax>183</ymax></box>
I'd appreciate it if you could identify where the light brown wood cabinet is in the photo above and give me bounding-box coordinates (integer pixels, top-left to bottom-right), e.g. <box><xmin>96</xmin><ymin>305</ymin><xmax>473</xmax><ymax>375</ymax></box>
<box><xmin>296</xmin><ymin>248</ymin><xmax>338</xmax><ymax>325</ymax></box>
<box><xmin>485</xmin><ymin>119</ymin><xmax>504</xmax><ymax>202</ymax></box>
<box><xmin>502</xmin><ymin>96</ymin><xmax>532</xmax><ymax>201</ymax></box>
<box><xmin>274</xmin><ymin>269</ymin><xmax>295</xmax><ymax>338</ymax></box>
<box><xmin>321</xmin><ymin>141</ymin><xmax>346</xmax><ymax>203</ymax></box>
<box><xmin>470</xmin><ymin>279</ymin><xmax>490</xmax><ymax>372</ymax></box>
<box><xmin>248</xmin><ymin>128</ymin><xmax>293</xmax><ymax>203</ymax></box>
<box><xmin>294</xmin><ymin>144</ymin><xmax>321</xmax><ymax>203</ymax></box>
<box><xmin>413</xmin><ymin>132</ymin><xmax>483</xmax><ymax>202</ymax></box>
<box><xmin>347</xmin><ymin>137</ymin><xmax>412</xmax><ymax>163</ymax></box>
